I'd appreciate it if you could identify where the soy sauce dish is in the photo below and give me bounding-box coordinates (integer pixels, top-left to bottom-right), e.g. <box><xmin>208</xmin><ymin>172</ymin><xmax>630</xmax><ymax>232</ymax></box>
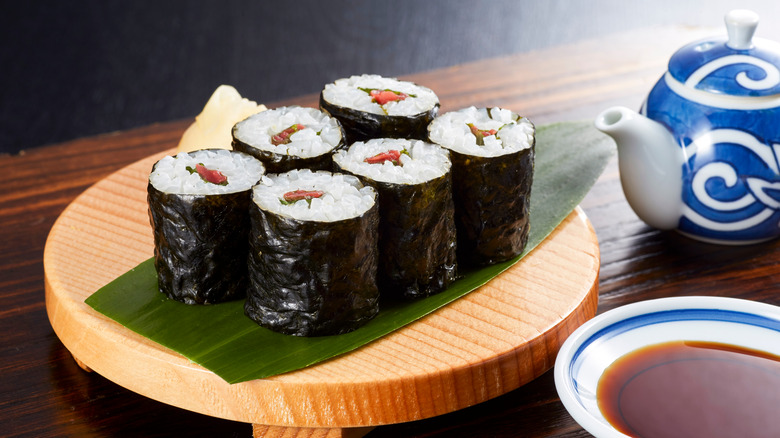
<box><xmin>553</xmin><ymin>296</ymin><xmax>780</xmax><ymax>438</ymax></box>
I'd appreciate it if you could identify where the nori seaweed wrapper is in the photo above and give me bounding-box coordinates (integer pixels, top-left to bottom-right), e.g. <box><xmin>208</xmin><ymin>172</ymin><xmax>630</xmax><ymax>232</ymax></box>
<box><xmin>231</xmin><ymin>129</ymin><xmax>344</xmax><ymax>174</ymax></box>
<box><xmin>319</xmin><ymin>92</ymin><xmax>439</xmax><ymax>144</ymax></box>
<box><xmin>245</xmin><ymin>192</ymin><xmax>380</xmax><ymax>336</ymax></box>
<box><xmin>344</xmin><ymin>170</ymin><xmax>458</xmax><ymax>301</ymax></box>
<box><xmin>450</xmin><ymin>143</ymin><xmax>535</xmax><ymax>266</ymax></box>
<box><xmin>147</xmin><ymin>178</ymin><xmax>254</xmax><ymax>305</ymax></box>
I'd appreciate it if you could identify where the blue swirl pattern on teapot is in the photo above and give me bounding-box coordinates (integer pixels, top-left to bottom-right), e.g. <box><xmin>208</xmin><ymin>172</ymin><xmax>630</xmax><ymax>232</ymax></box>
<box><xmin>644</xmin><ymin>76</ymin><xmax>780</xmax><ymax>242</ymax></box>
<box><xmin>635</xmin><ymin>10</ymin><xmax>780</xmax><ymax>244</ymax></box>
<box><xmin>668</xmin><ymin>41</ymin><xmax>780</xmax><ymax>96</ymax></box>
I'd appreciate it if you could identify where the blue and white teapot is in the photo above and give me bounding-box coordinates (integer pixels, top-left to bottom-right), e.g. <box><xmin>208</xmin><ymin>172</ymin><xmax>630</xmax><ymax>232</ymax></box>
<box><xmin>596</xmin><ymin>10</ymin><xmax>780</xmax><ymax>244</ymax></box>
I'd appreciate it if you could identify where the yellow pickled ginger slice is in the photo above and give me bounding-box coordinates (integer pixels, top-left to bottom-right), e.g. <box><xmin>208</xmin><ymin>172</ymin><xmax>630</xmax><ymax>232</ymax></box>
<box><xmin>177</xmin><ymin>85</ymin><xmax>267</xmax><ymax>153</ymax></box>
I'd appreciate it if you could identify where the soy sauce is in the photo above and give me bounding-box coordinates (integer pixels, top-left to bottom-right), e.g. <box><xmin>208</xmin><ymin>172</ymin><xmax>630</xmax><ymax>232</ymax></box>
<box><xmin>597</xmin><ymin>341</ymin><xmax>780</xmax><ymax>438</ymax></box>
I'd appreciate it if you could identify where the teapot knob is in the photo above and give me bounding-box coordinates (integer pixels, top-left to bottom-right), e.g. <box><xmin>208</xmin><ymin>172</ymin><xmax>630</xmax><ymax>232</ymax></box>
<box><xmin>725</xmin><ymin>9</ymin><xmax>759</xmax><ymax>50</ymax></box>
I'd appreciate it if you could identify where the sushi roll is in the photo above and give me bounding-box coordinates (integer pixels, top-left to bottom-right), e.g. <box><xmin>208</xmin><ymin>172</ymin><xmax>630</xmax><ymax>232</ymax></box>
<box><xmin>333</xmin><ymin>138</ymin><xmax>457</xmax><ymax>300</ymax></box>
<box><xmin>428</xmin><ymin>106</ymin><xmax>535</xmax><ymax>266</ymax></box>
<box><xmin>231</xmin><ymin>106</ymin><xmax>345</xmax><ymax>173</ymax></box>
<box><xmin>147</xmin><ymin>148</ymin><xmax>265</xmax><ymax>304</ymax></box>
<box><xmin>246</xmin><ymin>169</ymin><xmax>380</xmax><ymax>336</ymax></box>
<box><xmin>320</xmin><ymin>74</ymin><xmax>439</xmax><ymax>143</ymax></box>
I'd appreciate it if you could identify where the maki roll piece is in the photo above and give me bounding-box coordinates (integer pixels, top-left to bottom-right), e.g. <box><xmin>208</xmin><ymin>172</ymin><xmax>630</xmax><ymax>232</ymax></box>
<box><xmin>320</xmin><ymin>74</ymin><xmax>439</xmax><ymax>143</ymax></box>
<box><xmin>428</xmin><ymin>106</ymin><xmax>535</xmax><ymax>266</ymax></box>
<box><xmin>333</xmin><ymin>138</ymin><xmax>457</xmax><ymax>300</ymax></box>
<box><xmin>148</xmin><ymin>149</ymin><xmax>265</xmax><ymax>304</ymax></box>
<box><xmin>246</xmin><ymin>169</ymin><xmax>380</xmax><ymax>336</ymax></box>
<box><xmin>232</xmin><ymin>106</ymin><xmax>345</xmax><ymax>173</ymax></box>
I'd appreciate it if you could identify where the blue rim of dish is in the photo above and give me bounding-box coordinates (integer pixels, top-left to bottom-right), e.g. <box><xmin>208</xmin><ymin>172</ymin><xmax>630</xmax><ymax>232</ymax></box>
<box><xmin>568</xmin><ymin>308</ymin><xmax>780</xmax><ymax>385</ymax></box>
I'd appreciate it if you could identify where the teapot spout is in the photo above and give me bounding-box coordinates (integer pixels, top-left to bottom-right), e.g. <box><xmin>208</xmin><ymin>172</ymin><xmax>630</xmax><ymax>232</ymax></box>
<box><xmin>595</xmin><ymin>106</ymin><xmax>684</xmax><ymax>230</ymax></box>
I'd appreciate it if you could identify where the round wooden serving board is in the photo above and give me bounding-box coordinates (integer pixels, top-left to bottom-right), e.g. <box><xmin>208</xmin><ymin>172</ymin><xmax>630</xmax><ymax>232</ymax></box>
<box><xmin>44</xmin><ymin>150</ymin><xmax>600</xmax><ymax>437</ymax></box>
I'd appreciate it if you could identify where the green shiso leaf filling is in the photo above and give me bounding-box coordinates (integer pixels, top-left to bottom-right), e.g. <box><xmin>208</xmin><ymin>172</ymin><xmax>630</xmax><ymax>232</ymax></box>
<box><xmin>186</xmin><ymin>163</ymin><xmax>228</xmax><ymax>186</ymax></box>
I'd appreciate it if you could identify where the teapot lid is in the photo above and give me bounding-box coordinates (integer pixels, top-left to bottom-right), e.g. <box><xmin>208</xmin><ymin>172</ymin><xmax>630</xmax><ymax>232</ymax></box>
<box><xmin>668</xmin><ymin>10</ymin><xmax>780</xmax><ymax>97</ymax></box>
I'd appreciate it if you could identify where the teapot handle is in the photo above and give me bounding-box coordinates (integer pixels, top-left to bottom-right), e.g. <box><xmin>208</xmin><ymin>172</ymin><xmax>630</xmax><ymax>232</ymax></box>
<box><xmin>725</xmin><ymin>9</ymin><xmax>759</xmax><ymax>50</ymax></box>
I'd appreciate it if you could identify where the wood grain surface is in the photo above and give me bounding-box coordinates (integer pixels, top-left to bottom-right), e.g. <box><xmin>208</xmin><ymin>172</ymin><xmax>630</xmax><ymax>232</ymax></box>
<box><xmin>44</xmin><ymin>149</ymin><xmax>598</xmax><ymax>434</ymax></box>
<box><xmin>5</xmin><ymin>25</ymin><xmax>780</xmax><ymax>437</ymax></box>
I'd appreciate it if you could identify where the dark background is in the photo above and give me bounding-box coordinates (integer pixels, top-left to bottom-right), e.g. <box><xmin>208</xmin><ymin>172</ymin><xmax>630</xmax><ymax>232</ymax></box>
<box><xmin>3</xmin><ymin>0</ymin><xmax>780</xmax><ymax>155</ymax></box>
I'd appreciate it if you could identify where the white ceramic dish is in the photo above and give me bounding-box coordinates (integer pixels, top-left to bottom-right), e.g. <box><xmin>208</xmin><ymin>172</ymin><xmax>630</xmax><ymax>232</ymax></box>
<box><xmin>553</xmin><ymin>296</ymin><xmax>780</xmax><ymax>438</ymax></box>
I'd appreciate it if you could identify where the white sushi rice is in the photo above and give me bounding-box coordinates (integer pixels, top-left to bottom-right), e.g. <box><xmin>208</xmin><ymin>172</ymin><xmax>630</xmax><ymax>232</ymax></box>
<box><xmin>253</xmin><ymin>169</ymin><xmax>376</xmax><ymax>222</ymax></box>
<box><xmin>233</xmin><ymin>106</ymin><xmax>342</xmax><ymax>157</ymax></box>
<box><xmin>321</xmin><ymin>74</ymin><xmax>439</xmax><ymax>116</ymax></box>
<box><xmin>333</xmin><ymin>138</ymin><xmax>450</xmax><ymax>185</ymax></box>
<box><xmin>428</xmin><ymin>106</ymin><xmax>535</xmax><ymax>157</ymax></box>
<box><xmin>149</xmin><ymin>149</ymin><xmax>265</xmax><ymax>195</ymax></box>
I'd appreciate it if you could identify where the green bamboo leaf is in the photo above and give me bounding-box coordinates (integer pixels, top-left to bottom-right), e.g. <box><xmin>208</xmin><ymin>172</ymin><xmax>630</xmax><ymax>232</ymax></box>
<box><xmin>85</xmin><ymin>120</ymin><xmax>615</xmax><ymax>384</ymax></box>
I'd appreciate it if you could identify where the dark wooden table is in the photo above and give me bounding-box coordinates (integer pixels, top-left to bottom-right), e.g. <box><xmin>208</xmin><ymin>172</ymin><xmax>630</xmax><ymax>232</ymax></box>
<box><xmin>4</xmin><ymin>26</ymin><xmax>780</xmax><ymax>437</ymax></box>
